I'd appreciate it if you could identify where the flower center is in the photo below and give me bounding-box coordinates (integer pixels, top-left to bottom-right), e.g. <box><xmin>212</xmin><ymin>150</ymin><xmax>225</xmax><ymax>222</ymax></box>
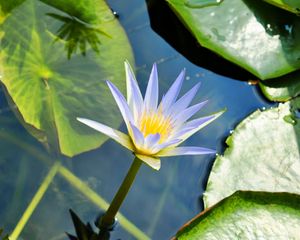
<box><xmin>139</xmin><ymin>110</ymin><xmax>173</xmax><ymax>142</ymax></box>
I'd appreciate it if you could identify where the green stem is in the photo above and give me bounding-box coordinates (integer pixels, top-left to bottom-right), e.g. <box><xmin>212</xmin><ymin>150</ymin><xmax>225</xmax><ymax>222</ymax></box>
<box><xmin>99</xmin><ymin>157</ymin><xmax>142</xmax><ymax>229</ymax></box>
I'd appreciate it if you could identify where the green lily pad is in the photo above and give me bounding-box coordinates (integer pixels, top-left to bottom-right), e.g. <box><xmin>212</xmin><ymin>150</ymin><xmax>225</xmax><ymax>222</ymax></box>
<box><xmin>204</xmin><ymin>99</ymin><xmax>300</xmax><ymax>208</ymax></box>
<box><xmin>259</xmin><ymin>70</ymin><xmax>300</xmax><ymax>101</ymax></box>
<box><xmin>263</xmin><ymin>0</ymin><xmax>300</xmax><ymax>15</ymax></box>
<box><xmin>166</xmin><ymin>0</ymin><xmax>300</xmax><ymax>80</ymax></box>
<box><xmin>0</xmin><ymin>0</ymin><xmax>134</xmax><ymax>156</ymax></box>
<box><xmin>40</xmin><ymin>0</ymin><xmax>103</xmax><ymax>24</ymax></box>
<box><xmin>175</xmin><ymin>191</ymin><xmax>300</xmax><ymax>240</ymax></box>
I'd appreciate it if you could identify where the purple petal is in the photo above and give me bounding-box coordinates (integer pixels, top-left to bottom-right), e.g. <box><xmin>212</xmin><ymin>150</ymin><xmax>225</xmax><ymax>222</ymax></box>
<box><xmin>170</xmin><ymin>126</ymin><xmax>196</xmax><ymax>140</ymax></box>
<box><xmin>185</xmin><ymin>115</ymin><xmax>217</xmax><ymax>129</ymax></box>
<box><xmin>125</xmin><ymin>61</ymin><xmax>143</xmax><ymax>119</ymax></box>
<box><xmin>156</xmin><ymin>146</ymin><xmax>216</xmax><ymax>157</ymax></box>
<box><xmin>144</xmin><ymin>63</ymin><xmax>158</xmax><ymax>111</ymax></box>
<box><xmin>169</xmin><ymin>82</ymin><xmax>201</xmax><ymax>115</ymax></box>
<box><xmin>130</xmin><ymin>122</ymin><xmax>145</xmax><ymax>147</ymax></box>
<box><xmin>144</xmin><ymin>133</ymin><xmax>160</xmax><ymax>148</ymax></box>
<box><xmin>159</xmin><ymin>69</ymin><xmax>185</xmax><ymax>112</ymax></box>
<box><xmin>77</xmin><ymin>118</ymin><xmax>133</xmax><ymax>151</ymax></box>
<box><xmin>174</xmin><ymin>111</ymin><xmax>225</xmax><ymax>143</ymax></box>
<box><xmin>172</xmin><ymin>115</ymin><xmax>216</xmax><ymax>139</ymax></box>
<box><xmin>173</xmin><ymin>100</ymin><xmax>208</xmax><ymax>124</ymax></box>
<box><xmin>152</xmin><ymin>138</ymin><xmax>182</xmax><ymax>153</ymax></box>
<box><xmin>106</xmin><ymin>81</ymin><xmax>134</xmax><ymax>129</ymax></box>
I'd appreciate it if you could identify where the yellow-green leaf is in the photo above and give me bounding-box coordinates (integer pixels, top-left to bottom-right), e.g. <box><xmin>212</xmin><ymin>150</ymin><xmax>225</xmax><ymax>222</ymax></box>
<box><xmin>0</xmin><ymin>0</ymin><xmax>134</xmax><ymax>156</ymax></box>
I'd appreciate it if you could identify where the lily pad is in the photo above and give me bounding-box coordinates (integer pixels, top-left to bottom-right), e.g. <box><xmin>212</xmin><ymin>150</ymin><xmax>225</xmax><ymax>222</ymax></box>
<box><xmin>0</xmin><ymin>0</ymin><xmax>134</xmax><ymax>156</ymax></box>
<box><xmin>259</xmin><ymin>70</ymin><xmax>300</xmax><ymax>101</ymax></box>
<box><xmin>204</xmin><ymin>99</ymin><xmax>300</xmax><ymax>208</ymax></box>
<box><xmin>263</xmin><ymin>0</ymin><xmax>300</xmax><ymax>15</ymax></box>
<box><xmin>175</xmin><ymin>191</ymin><xmax>300</xmax><ymax>240</ymax></box>
<box><xmin>166</xmin><ymin>0</ymin><xmax>300</xmax><ymax>80</ymax></box>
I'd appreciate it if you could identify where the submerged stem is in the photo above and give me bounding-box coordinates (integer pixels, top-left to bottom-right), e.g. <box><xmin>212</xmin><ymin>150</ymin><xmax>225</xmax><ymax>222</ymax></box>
<box><xmin>99</xmin><ymin>157</ymin><xmax>142</xmax><ymax>229</ymax></box>
<box><xmin>10</xmin><ymin>162</ymin><xmax>60</xmax><ymax>240</ymax></box>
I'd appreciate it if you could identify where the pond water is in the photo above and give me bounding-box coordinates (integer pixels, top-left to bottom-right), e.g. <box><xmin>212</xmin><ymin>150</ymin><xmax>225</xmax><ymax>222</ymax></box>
<box><xmin>0</xmin><ymin>0</ymin><xmax>273</xmax><ymax>239</ymax></box>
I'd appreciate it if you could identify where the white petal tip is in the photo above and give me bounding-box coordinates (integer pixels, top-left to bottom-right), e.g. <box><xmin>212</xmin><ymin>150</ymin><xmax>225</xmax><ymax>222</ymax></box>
<box><xmin>77</xmin><ymin>117</ymin><xmax>87</xmax><ymax>123</ymax></box>
<box><xmin>124</xmin><ymin>60</ymin><xmax>132</xmax><ymax>70</ymax></box>
<box><xmin>214</xmin><ymin>108</ymin><xmax>227</xmax><ymax>118</ymax></box>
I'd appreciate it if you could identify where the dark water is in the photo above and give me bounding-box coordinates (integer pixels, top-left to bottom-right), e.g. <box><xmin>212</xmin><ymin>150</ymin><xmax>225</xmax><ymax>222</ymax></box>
<box><xmin>0</xmin><ymin>0</ymin><xmax>273</xmax><ymax>239</ymax></box>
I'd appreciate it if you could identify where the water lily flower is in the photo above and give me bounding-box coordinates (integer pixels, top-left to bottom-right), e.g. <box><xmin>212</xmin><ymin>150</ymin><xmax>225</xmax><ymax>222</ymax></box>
<box><xmin>77</xmin><ymin>62</ymin><xmax>223</xmax><ymax>170</ymax></box>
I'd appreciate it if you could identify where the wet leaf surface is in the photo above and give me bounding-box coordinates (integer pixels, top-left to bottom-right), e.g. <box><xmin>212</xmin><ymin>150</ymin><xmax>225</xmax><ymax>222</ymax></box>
<box><xmin>259</xmin><ymin>70</ymin><xmax>300</xmax><ymax>101</ymax></box>
<box><xmin>166</xmin><ymin>0</ymin><xmax>300</xmax><ymax>80</ymax></box>
<box><xmin>176</xmin><ymin>191</ymin><xmax>300</xmax><ymax>240</ymax></box>
<box><xmin>204</xmin><ymin>98</ymin><xmax>300</xmax><ymax>207</ymax></box>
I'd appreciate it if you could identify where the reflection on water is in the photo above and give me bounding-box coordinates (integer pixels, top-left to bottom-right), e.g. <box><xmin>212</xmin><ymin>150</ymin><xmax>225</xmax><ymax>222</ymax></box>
<box><xmin>0</xmin><ymin>0</ymin><xmax>274</xmax><ymax>240</ymax></box>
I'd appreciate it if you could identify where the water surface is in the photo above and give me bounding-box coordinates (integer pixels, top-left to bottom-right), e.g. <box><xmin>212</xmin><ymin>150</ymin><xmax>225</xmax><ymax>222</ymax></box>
<box><xmin>0</xmin><ymin>0</ymin><xmax>273</xmax><ymax>239</ymax></box>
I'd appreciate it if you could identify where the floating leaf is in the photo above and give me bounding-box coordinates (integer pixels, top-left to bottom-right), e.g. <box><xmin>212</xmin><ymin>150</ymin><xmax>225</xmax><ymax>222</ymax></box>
<box><xmin>259</xmin><ymin>70</ymin><xmax>300</xmax><ymax>101</ymax></box>
<box><xmin>263</xmin><ymin>0</ymin><xmax>300</xmax><ymax>15</ymax></box>
<box><xmin>175</xmin><ymin>191</ymin><xmax>300</xmax><ymax>240</ymax></box>
<box><xmin>166</xmin><ymin>0</ymin><xmax>300</xmax><ymax>80</ymax></box>
<box><xmin>204</xmin><ymin>99</ymin><xmax>300</xmax><ymax>208</ymax></box>
<box><xmin>146</xmin><ymin>0</ymin><xmax>256</xmax><ymax>81</ymax></box>
<box><xmin>0</xmin><ymin>0</ymin><xmax>24</xmax><ymax>23</ymax></box>
<box><xmin>46</xmin><ymin>12</ymin><xmax>111</xmax><ymax>59</ymax></box>
<box><xmin>40</xmin><ymin>0</ymin><xmax>103</xmax><ymax>24</ymax></box>
<box><xmin>0</xmin><ymin>0</ymin><xmax>134</xmax><ymax>156</ymax></box>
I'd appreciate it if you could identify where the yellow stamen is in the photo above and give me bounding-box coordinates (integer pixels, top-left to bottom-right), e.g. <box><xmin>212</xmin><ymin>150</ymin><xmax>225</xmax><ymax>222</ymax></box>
<box><xmin>139</xmin><ymin>108</ymin><xmax>173</xmax><ymax>143</ymax></box>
